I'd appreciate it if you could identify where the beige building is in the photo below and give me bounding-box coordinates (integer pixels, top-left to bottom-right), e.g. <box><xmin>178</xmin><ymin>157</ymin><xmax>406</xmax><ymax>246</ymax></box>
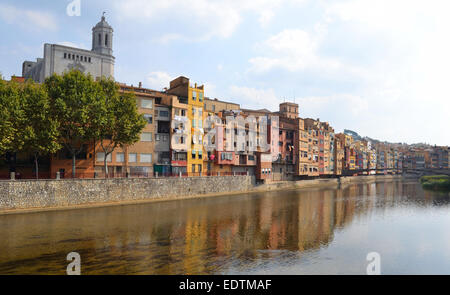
<box><xmin>93</xmin><ymin>83</ymin><xmax>161</xmax><ymax>177</ymax></box>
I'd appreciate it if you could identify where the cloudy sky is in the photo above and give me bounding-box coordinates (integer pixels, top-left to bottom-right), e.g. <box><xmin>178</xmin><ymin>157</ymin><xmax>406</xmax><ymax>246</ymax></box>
<box><xmin>0</xmin><ymin>0</ymin><xmax>449</xmax><ymax>145</ymax></box>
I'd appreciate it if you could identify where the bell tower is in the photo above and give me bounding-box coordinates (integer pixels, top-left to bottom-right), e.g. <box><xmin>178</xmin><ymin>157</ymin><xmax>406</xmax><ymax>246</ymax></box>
<box><xmin>92</xmin><ymin>12</ymin><xmax>113</xmax><ymax>56</ymax></box>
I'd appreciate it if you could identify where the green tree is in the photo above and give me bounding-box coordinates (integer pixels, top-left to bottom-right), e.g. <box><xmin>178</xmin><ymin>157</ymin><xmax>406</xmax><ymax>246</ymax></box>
<box><xmin>21</xmin><ymin>81</ymin><xmax>61</xmax><ymax>179</ymax></box>
<box><xmin>93</xmin><ymin>79</ymin><xmax>146</xmax><ymax>177</ymax></box>
<box><xmin>45</xmin><ymin>70</ymin><xmax>102</xmax><ymax>178</ymax></box>
<box><xmin>0</xmin><ymin>79</ymin><xmax>27</xmax><ymax>156</ymax></box>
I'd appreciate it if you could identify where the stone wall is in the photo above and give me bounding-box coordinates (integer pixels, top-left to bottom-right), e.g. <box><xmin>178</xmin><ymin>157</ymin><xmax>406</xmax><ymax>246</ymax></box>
<box><xmin>0</xmin><ymin>176</ymin><xmax>255</xmax><ymax>213</ymax></box>
<box><xmin>0</xmin><ymin>174</ymin><xmax>413</xmax><ymax>214</ymax></box>
<box><xmin>254</xmin><ymin>174</ymin><xmax>409</xmax><ymax>192</ymax></box>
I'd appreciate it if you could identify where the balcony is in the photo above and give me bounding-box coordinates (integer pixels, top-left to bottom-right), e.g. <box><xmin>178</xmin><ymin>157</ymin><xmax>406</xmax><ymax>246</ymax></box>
<box><xmin>172</xmin><ymin>152</ymin><xmax>187</xmax><ymax>166</ymax></box>
<box><xmin>215</xmin><ymin>151</ymin><xmax>235</xmax><ymax>165</ymax></box>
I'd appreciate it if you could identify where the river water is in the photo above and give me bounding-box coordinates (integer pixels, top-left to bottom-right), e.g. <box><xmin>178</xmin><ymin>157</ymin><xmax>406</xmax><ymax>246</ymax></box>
<box><xmin>0</xmin><ymin>179</ymin><xmax>449</xmax><ymax>275</ymax></box>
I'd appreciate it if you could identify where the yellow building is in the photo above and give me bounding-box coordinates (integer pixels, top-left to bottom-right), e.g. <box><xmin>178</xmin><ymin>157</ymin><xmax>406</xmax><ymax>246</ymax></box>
<box><xmin>167</xmin><ymin>76</ymin><xmax>205</xmax><ymax>175</ymax></box>
<box><xmin>188</xmin><ymin>83</ymin><xmax>205</xmax><ymax>174</ymax></box>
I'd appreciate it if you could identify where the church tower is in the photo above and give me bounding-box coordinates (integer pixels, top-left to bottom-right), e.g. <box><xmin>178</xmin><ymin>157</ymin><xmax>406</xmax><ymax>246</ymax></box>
<box><xmin>92</xmin><ymin>13</ymin><xmax>113</xmax><ymax>56</ymax></box>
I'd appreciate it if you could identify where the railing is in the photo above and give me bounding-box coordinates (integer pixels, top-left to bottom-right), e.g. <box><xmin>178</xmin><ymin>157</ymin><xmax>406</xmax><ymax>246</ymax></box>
<box><xmin>0</xmin><ymin>171</ymin><xmax>250</xmax><ymax>180</ymax></box>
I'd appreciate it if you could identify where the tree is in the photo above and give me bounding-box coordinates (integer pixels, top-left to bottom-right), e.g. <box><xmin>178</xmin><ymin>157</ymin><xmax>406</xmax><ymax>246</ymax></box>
<box><xmin>21</xmin><ymin>81</ymin><xmax>61</xmax><ymax>179</ymax></box>
<box><xmin>45</xmin><ymin>70</ymin><xmax>102</xmax><ymax>178</ymax></box>
<box><xmin>0</xmin><ymin>79</ymin><xmax>27</xmax><ymax>161</ymax></box>
<box><xmin>0</xmin><ymin>78</ymin><xmax>15</xmax><ymax>154</ymax></box>
<box><xmin>92</xmin><ymin>78</ymin><xmax>146</xmax><ymax>177</ymax></box>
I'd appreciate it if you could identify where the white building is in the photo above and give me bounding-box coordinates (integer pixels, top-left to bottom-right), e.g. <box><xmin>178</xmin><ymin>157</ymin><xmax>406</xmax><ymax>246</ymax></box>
<box><xmin>22</xmin><ymin>15</ymin><xmax>115</xmax><ymax>83</ymax></box>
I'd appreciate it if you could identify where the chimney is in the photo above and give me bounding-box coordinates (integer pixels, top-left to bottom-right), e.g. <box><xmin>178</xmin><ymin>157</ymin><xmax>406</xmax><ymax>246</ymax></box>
<box><xmin>138</xmin><ymin>82</ymin><xmax>142</xmax><ymax>88</ymax></box>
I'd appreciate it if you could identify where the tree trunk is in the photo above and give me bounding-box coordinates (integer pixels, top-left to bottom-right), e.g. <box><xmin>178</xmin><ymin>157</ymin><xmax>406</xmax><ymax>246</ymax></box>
<box><xmin>34</xmin><ymin>154</ymin><xmax>39</xmax><ymax>180</ymax></box>
<box><xmin>104</xmin><ymin>154</ymin><xmax>109</xmax><ymax>179</ymax></box>
<box><xmin>72</xmin><ymin>154</ymin><xmax>76</xmax><ymax>178</ymax></box>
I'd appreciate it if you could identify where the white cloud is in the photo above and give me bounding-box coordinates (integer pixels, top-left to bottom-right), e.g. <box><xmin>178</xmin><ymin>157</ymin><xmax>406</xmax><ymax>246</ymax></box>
<box><xmin>299</xmin><ymin>94</ymin><xmax>368</xmax><ymax>117</ymax></box>
<box><xmin>204</xmin><ymin>82</ymin><xmax>218</xmax><ymax>98</ymax></box>
<box><xmin>114</xmin><ymin>0</ymin><xmax>308</xmax><ymax>42</ymax></box>
<box><xmin>0</xmin><ymin>3</ymin><xmax>57</xmax><ymax>31</ymax></box>
<box><xmin>243</xmin><ymin>1</ymin><xmax>450</xmax><ymax>144</ymax></box>
<box><xmin>147</xmin><ymin>71</ymin><xmax>174</xmax><ymax>90</ymax></box>
<box><xmin>229</xmin><ymin>85</ymin><xmax>280</xmax><ymax>111</ymax></box>
<box><xmin>248</xmin><ymin>28</ymin><xmax>363</xmax><ymax>77</ymax></box>
<box><xmin>156</xmin><ymin>33</ymin><xmax>186</xmax><ymax>44</ymax></box>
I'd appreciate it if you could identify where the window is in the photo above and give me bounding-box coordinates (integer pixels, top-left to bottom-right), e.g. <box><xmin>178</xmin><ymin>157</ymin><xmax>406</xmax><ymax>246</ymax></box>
<box><xmin>140</xmin><ymin>153</ymin><xmax>152</xmax><ymax>163</ymax></box>
<box><xmin>163</xmin><ymin>135</ymin><xmax>168</xmax><ymax>142</ymax></box>
<box><xmin>141</xmin><ymin>132</ymin><xmax>152</xmax><ymax>142</ymax></box>
<box><xmin>192</xmin><ymin>164</ymin><xmax>196</xmax><ymax>172</ymax></box>
<box><xmin>143</xmin><ymin>114</ymin><xmax>153</xmax><ymax>124</ymax></box>
<box><xmin>192</xmin><ymin>91</ymin><xmax>197</xmax><ymax>101</ymax></box>
<box><xmin>157</xmin><ymin>121</ymin><xmax>170</xmax><ymax>133</ymax></box>
<box><xmin>192</xmin><ymin>152</ymin><xmax>196</xmax><ymax>159</ymax></box>
<box><xmin>141</xmin><ymin>99</ymin><xmax>153</xmax><ymax>109</ymax></box>
<box><xmin>181</xmin><ymin>109</ymin><xmax>186</xmax><ymax>116</ymax></box>
<box><xmin>155</xmin><ymin>134</ymin><xmax>160</xmax><ymax>141</ymax></box>
<box><xmin>98</xmin><ymin>34</ymin><xmax>101</xmax><ymax>45</ymax></box>
<box><xmin>198</xmin><ymin>164</ymin><xmax>202</xmax><ymax>172</ymax></box>
<box><xmin>198</xmin><ymin>119</ymin><xmax>202</xmax><ymax>128</ymax></box>
<box><xmin>192</xmin><ymin>108</ymin><xmax>196</xmax><ymax>116</ymax></box>
<box><xmin>116</xmin><ymin>153</ymin><xmax>124</xmax><ymax>163</ymax></box>
<box><xmin>88</xmin><ymin>57</ymin><xmax>91</xmax><ymax>63</ymax></box>
<box><xmin>159</xmin><ymin>110</ymin><xmax>169</xmax><ymax>117</ymax></box>
<box><xmin>128</xmin><ymin>153</ymin><xmax>137</xmax><ymax>163</ymax></box>
<box><xmin>105</xmin><ymin>34</ymin><xmax>108</xmax><ymax>46</ymax></box>
<box><xmin>64</xmin><ymin>53</ymin><xmax>67</xmax><ymax>59</ymax></box>
<box><xmin>199</xmin><ymin>92</ymin><xmax>203</xmax><ymax>102</ymax></box>
<box><xmin>96</xmin><ymin>152</ymin><xmax>111</xmax><ymax>162</ymax></box>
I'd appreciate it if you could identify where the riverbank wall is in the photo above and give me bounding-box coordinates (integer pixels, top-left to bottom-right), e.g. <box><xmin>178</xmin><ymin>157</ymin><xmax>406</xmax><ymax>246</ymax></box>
<box><xmin>254</xmin><ymin>174</ymin><xmax>415</xmax><ymax>193</ymax></box>
<box><xmin>0</xmin><ymin>174</ymin><xmax>416</xmax><ymax>214</ymax></box>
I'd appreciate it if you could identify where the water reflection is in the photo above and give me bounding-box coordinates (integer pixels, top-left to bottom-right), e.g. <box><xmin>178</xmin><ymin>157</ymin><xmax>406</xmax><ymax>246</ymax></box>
<box><xmin>0</xmin><ymin>180</ymin><xmax>449</xmax><ymax>274</ymax></box>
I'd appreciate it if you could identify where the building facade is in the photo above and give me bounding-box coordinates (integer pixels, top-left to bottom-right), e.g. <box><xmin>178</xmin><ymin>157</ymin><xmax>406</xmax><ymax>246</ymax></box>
<box><xmin>22</xmin><ymin>16</ymin><xmax>115</xmax><ymax>83</ymax></box>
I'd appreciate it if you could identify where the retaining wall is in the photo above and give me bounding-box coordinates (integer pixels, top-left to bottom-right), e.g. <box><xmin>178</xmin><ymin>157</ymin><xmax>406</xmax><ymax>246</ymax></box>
<box><xmin>0</xmin><ymin>174</ymin><xmax>415</xmax><ymax>214</ymax></box>
<box><xmin>0</xmin><ymin>176</ymin><xmax>255</xmax><ymax>213</ymax></box>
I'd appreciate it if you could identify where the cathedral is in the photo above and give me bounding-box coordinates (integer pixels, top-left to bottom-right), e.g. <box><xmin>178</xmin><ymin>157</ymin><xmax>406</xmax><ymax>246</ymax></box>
<box><xmin>22</xmin><ymin>15</ymin><xmax>115</xmax><ymax>83</ymax></box>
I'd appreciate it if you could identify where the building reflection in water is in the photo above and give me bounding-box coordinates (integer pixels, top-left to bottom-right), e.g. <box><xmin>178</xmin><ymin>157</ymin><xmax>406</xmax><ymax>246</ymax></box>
<box><xmin>0</xmin><ymin>179</ymin><xmax>448</xmax><ymax>274</ymax></box>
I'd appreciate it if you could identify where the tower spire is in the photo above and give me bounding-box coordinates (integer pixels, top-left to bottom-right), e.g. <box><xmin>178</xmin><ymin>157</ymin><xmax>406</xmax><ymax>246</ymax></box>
<box><xmin>92</xmin><ymin>12</ymin><xmax>114</xmax><ymax>56</ymax></box>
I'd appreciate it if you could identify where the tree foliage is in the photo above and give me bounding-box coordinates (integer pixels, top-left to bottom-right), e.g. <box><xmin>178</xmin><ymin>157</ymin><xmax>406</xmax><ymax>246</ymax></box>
<box><xmin>21</xmin><ymin>80</ymin><xmax>61</xmax><ymax>178</ymax></box>
<box><xmin>44</xmin><ymin>70</ymin><xmax>103</xmax><ymax>177</ymax></box>
<box><xmin>93</xmin><ymin>78</ymin><xmax>146</xmax><ymax>177</ymax></box>
<box><xmin>1</xmin><ymin>70</ymin><xmax>146</xmax><ymax>179</ymax></box>
<box><xmin>0</xmin><ymin>79</ymin><xmax>27</xmax><ymax>154</ymax></box>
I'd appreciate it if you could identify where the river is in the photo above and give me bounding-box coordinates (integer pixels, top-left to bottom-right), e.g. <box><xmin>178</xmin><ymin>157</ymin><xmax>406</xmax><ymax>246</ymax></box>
<box><xmin>0</xmin><ymin>179</ymin><xmax>449</xmax><ymax>274</ymax></box>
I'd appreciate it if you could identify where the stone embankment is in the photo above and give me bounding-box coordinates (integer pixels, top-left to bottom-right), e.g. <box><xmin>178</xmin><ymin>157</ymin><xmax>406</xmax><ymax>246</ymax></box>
<box><xmin>0</xmin><ymin>174</ymin><xmax>416</xmax><ymax>214</ymax></box>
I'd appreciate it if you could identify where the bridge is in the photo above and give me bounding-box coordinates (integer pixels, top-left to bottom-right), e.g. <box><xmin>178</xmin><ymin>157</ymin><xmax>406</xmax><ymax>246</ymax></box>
<box><xmin>342</xmin><ymin>168</ymin><xmax>450</xmax><ymax>177</ymax></box>
<box><xmin>402</xmin><ymin>168</ymin><xmax>450</xmax><ymax>177</ymax></box>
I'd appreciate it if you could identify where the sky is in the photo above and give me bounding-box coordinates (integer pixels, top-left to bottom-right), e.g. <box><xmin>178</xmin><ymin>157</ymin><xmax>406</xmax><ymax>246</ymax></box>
<box><xmin>0</xmin><ymin>0</ymin><xmax>449</xmax><ymax>146</ymax></box>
